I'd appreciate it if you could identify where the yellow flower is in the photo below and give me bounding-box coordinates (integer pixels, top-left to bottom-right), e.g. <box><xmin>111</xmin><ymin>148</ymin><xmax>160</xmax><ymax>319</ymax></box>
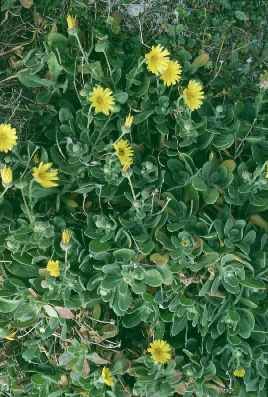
<box><xmin>66</xmin><ymin>15</ymin><xmax>78</xmax><ymax>30</ymax></box>
<box><xmin>89</xmin><ymin>86</ymin><xmax>115</xmax><ymax>115</ymax></box>
<box><xmin>32</xmin><ymin>162</ymin><xmax>59</xmax><ymax>188</ymax></box>
<box><xmin>147</xmin><ymin>339</ymin><xmax>172</xmax><ymax>364</ymax></box>
<box><xmin>61</xmin><ymin>229</ymin><xmax>72</xmax><ymax>248</ymax></box>
<box><xmin>102</xmin><ymin>367</ymin><xmax>114</xmax><ymax>387</ymax></box>
<box><xmin>183</xmin><ymin>80</ymin><xmax>205</xmax><ymax>111</ymax></box>
<box><xmin>145</xmin><ymin>45</ymin><xmax>170</xmax><ymax>75</ymax></box>
<box><xmin>1</xmin><ymin>166</ymin><xmax>13</xmax><ymax>188</ymax></box>
<box><xmin>46</xmin><ymin>260</ymin><xmax>60</xmax><ymax>278</ymax></box>
<box><xmin>0</xmin><ymin>124</ymin><xmax>17</xmax><ymax>153</ymax></box>
<box><xmin>160</xmin><ymin>60</ymin><xmax>182</xmax><ymax>87</ymax></box>
<box><xmin>233</xmin><ymin>368</ymin><xmax>246</xmax><ymax>378</ymax></box>
<box><xmin>113</xmin><ymin>139</ymin><xmax>134</xmax><ymax>171</ymax></box>
<box><xmin>124</xmin><ymin>113</ymin><xmax>134</xmax><ymax>129</ymax></box>
<box><xmin>4</xmin><ymin>330</ymin><xmax>16</xmax><ymax>341</ymax></box>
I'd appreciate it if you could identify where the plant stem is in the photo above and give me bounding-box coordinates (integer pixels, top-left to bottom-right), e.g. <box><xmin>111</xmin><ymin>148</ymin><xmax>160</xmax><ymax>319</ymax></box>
<box><xmin>104</xmin><ymin>50</ymin><xmax>115</xmax><ymax>87</ymax></box>
<box><xmin>74</xmin><ymin>33</ymin><xmax>88</xmax><ymax>63</ymax></box>
<box><xmin>127</xmin><ymin>174</ymin><xmax>136</xmax><ymax>201</ymax></box>
<box><xmin>21</xmin><ymin>188</ymin><xmax>34</xmax><ymax>225</ymax></box>
<box><xmin>0</xmin><ymin>187</ymin><xmax>9</xmax><ymax>199</ymax></box>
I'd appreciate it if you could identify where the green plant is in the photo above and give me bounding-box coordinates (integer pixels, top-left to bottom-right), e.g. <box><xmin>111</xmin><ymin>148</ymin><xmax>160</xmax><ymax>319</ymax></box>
<box><xmin>1</xmin><ymin>1</ymin><xmax>268</xmax><ymax>397</ymax></box>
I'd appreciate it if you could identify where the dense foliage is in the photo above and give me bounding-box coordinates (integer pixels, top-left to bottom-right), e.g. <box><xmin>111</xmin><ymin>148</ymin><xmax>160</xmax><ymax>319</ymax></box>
<box><xmin>1</xmin><ymin>1</ymin><xmax>268</xmax><ymax>396</ymax></box>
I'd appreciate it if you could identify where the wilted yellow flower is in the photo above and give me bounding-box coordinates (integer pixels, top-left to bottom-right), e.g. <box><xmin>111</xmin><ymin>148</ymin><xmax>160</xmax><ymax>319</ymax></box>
<box><xmin>1</xmin><ymin>166</ymin><xmax>13</xmax><ymax>188</ymax></box>
<box><xmin>145</xmin><ymin>45</ymin><xmax>170</xmax><ymax>75</ymax></box>
<box><xmin>0</xmin><ymin>124</ymin><xmax>17</xmax><ymax>153</ymax></box>
<box><xmin>101</xmin><ymin>367</ymin><xmax>114</xmax><ymax>386</ymax></box>
<box><xmin>160</xmin><ymin>60</ymin><xmax>182</xmax><ymax>87</ymax></box>
<box><xmin>147</xmin><ymin>339</ymin><xmax>172</xmax><ymax>364</ymax></box>
<box><xmin>46</xmin><ymin>260</ymin><xmax>60</xmax><ymax>278</ymax></box>
<box><xmin>233</xmin><ymin>368</ymin><xmax>246</xmax><ymax>378</ymax></box>
<box><xmin>32</xmin><ymin>162</ymin><xmax>59</xmax><ymax>188</ymax></box>
<box><xmin>183</xmin><ymin>80</ymin><xmax>205</xmax><ymax>111</ymax></box>
<box><xmin>4</xmin><ymin>330</ymin><xmax>16</xmax><ymax>341</ymax></box>
<box><xmin>66</xmin><ymin>15</ymin><xmax>78</xmax><ymax>30</ymax></box>
<box><xmin>89</xmin><ymin>86</ymin><xmax>115</xmax><ymax>115</ymax></box>
<box><xmin>113</xmin><ymin>139</ymin><xmax>134</xmax><ymax>171</ymax></box>
<box><xmin>61</xmin><ymin>229</ymin><xmax>72</xmax><ymax>248</ymax></box>
<box><xmin>124</xmin><ymin>113</ymin><xmax>134</xmax><ymax>129</ymax></box>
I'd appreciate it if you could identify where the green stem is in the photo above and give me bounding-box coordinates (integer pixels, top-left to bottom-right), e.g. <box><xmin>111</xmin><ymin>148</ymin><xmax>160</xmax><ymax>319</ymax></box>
<box><xmin>127</xmin><ymin>174</ymin><xmax>136</xmax><ymax>201</ymax></box>
<box><xmin>88</xmin><ymin>117</ymin><xmax>111</xmax><ymax>162</ymax></box>
<box><xmin>104</xmin><ymin>50</ymin><xmax>115</xmax><ymax>87</ymax></box>
<box><xmin>0</xmin><ymin>187</ymin><xmax>9</xmax><ymax>199</ymax></box>
<box><xmin>21</xmin><ymin>188</ymin><xmax>34</xmax><ymax>225</ymax></box>
<box><xmin>74</xmin><ymin>33</ymin><xmax>88</xmax><ymax>63</ymax></box>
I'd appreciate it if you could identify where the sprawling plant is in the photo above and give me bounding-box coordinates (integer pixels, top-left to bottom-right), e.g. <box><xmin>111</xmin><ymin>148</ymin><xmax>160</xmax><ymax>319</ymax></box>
<box><xmin>1</xmin><ymin>3</ymin><xmax>268</xmax><ymax>397</ymax></box>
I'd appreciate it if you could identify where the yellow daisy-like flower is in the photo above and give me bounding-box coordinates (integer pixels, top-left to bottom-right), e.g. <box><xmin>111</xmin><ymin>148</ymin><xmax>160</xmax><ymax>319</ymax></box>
<box><xmin>61</xmin><ymin>229</ymin><xmax>72</xmax><ymax>248</ymax></box>
<box><xmin>183</xmin><ymin>80</ymin><xmax>205</xmax><ymax>111</ymax></box>
<box><xmin>0</xmin><ymin>123</ymin><xmax>17</xmax><ymax>153</ymax></box>
<box><xmin>147</xmin><ymin>339</ymin><xmax>172</xmax><ymax>364</ymax></box>
<box><xmin>145</xmin><ymin>45</ymin><xmax>170</xmax><ymax>76</ymax></box>
<box><xmin>233</xmin><ymin>368</ymin><xmax>246</xmax><ymax>378</ymax></box>
<box><xmin>124</xmin><ymin>113</ymin><xmax>134</xmax><ymax>129</ymax></box>
<box><xmin>160</xmin><ymin>60</ymin><xmax>182</xmax><ymax>87</ymax></box>
<box><xmin>89</xmin><ymin>86</ymin><xmax>115</xmax><ymax>115</ymax></box>
<box><xmin>1</xmin><ymin>166</ymin><xmax>13</xmax><ymax>188</ymax></box>
<box><xmin>46</xmin><ymin>260</ymin><xmax>60</xmax><ymax>278</ymax></box>
<box><xmin>101</xmin><ymin>367</ymin><xmax>114</xmax><ymax>387</ymax></box>
<box><xmin>32</xmin><ymin>162</ymin><xmax>59</xmax><ymax>188</ymax></box>
<box><xmin>113</xmin><ymin>139</ymin><xmax>134</xmax><ymax>171</ymax></box>
<box><xmin>66</xmin><ymin>15</ymin><xmax>78</xmax><ymax>30</ymax></box>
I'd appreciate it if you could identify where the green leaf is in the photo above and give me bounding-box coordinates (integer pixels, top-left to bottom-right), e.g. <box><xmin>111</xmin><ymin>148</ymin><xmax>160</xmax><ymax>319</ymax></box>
<box><xmin>78</xmin><ymin>61</ymin><xmax>104</xmax><ymax>81</ymax></box>
<box><xmin>239</xmin><ymin>278</ymin><xmax>266</xmax><ymax>290</ymax></box>
<box><xmin>95</xmin><ymin>40</ymin><xmax>109</xmax><ymax>53</ymax></box>
<box><xmin>237</xmin><ymin>309</ymin><xmax>255</xmax><ymax>338</ymax></box>
<box><xmin>213</xmin><ymin>134</ymin><xmax>234</xmax><ymax>150</ymax></box>
<box><xmin>192</xmin><ymin>175</ymin><xmax>207</xmax><ymax>191</ymax></box>
<box><xmin>47</xmin><ymin>52</ymin><xmax>63</xmax><ymax>80</ymax></box>
<box><xmin>235</xmin><ymin>10</ymin><xmax>248</xmax><ymax>21</ymax></box>
<box><xmin>17</xmin><ymin>70</ymin><xmax>54</xmax><ymax>88</ymax></box>
<box><xmin>115</xmin><ymin>91</ymin><xmax>128</xmax><ymax>104</ymax></box>
<box><xmin>203</xmin><ymin>188</ymin><xmax>219</xmax><ymax>204</ymax></box>
<box><xmin>89</xmin><ymin>240</ymin><xmax>111</xmax><ymax>253</ymax></box>
<box><xmin>134</xmin><ymin>110</ymin><xmax>154</xmax><ymax>124</ymax></box>
<box><xmin>118</xmin><ymin>281</ymin><xmax>132</xmax><ymax>312</ymax></box>
<box><xmin>5</xmin><ymin>260</ymin><xmax>38</xmax><ymax>278</ymax></box>
<box><xmin>87</xmin><ymin>352</ymin><xmax>109</xmax><ymax>365</ymax></box>
<box><xmin>59</xmin><ymin>107</ymin><xmax>74</xmax><ymax>123</ymax></box>
<box><xmin>0</xmin><ymin>297</ymin><xmax>20</xmax><ymax>313</ymax></box>
<box><xmin>113</xmin><ymin>249</ymin><xmax>135</xmax><ymax>261</ymax></box>
<box><xmin>47</xmin><ymin>32</ymin><xmax>68</xmax><ymax>49</ymax></box>
<box><xmin>144</xmin><ymin>269</ymin><xmax>163</xmax><ymax>287</ymax></box>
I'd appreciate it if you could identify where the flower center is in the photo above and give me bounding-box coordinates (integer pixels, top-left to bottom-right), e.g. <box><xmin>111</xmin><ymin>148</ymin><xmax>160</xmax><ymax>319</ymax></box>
<box><xmin>154</xmin><ymin>348</ymin><xmax>163</xmax><ymax>358</ymax></box>
<box><xmin>118</xmin><ymin>148</ymin><xmax>125</xmax><ymax>156</ymax></box>
<box><xmin>151</xmin><ymin>54</ymin><xmax>159</xmax><ymax>64</ymax></box>
<box><xmin>96</xmin><ymin>96</ymin><xmax>104</xmax><ymax>105</ymax></box>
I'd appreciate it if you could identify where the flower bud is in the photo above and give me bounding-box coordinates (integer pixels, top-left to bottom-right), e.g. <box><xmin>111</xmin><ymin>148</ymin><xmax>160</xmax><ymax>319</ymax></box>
<box><xmin>124</xmin><ymin>113</ymin><xmax>134</xmax><ymax>129</ymax></box>
<box><xmin>66</xmin><ymin>15</ymin><xmax>78</xmax><ymax>32</ymax></box>
<box><xmin>61</xmin><ymin>229</ymin><xmax>72</xmax><ymax>250</ymax></box>
<box><xmin>1</xmin><ymin>166</ymin><xmax>13</xmax><ymax>188</ymax></box>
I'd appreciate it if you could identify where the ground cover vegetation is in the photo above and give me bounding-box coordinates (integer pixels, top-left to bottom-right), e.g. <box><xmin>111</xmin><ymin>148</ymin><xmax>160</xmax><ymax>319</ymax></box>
<box><xmin>1</xmin><ymin>0</ymin><xmax>268</xmax><ymax>396</ymax></box>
